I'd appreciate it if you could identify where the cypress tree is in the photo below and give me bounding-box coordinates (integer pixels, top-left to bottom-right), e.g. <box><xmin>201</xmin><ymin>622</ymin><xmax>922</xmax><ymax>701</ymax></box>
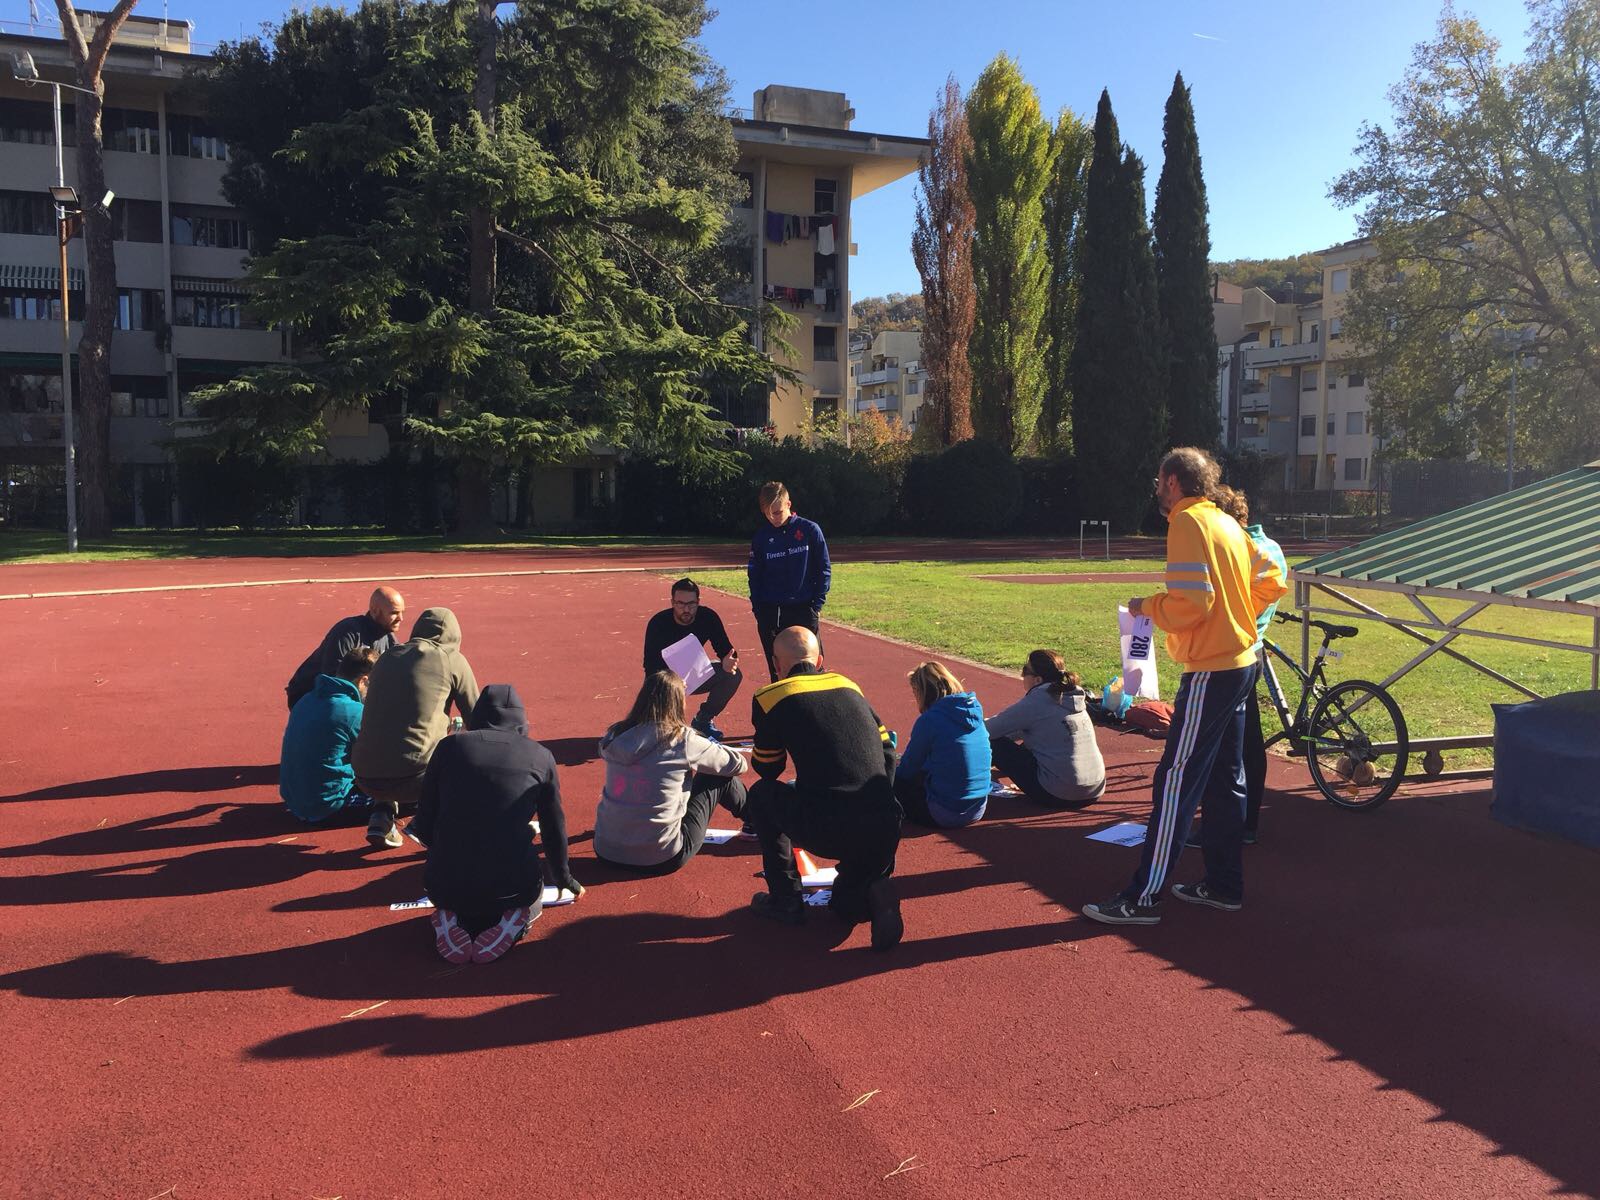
<box><xmin>1071</xmin><ymin>91</ymin><xmax>1168</xmax><ymax>530</ymax></box>
<box><xmin>965</xmin><ymin>55</ymin><xmax>1056</xmax><ymax>455</ymax></box>
<box><xmin>1039</xmin><ymin>107</ymin><xmax>1091</xmax><ymax>453</ymax></box>
<box><xmin>1154</xmin><ymin>72</ymin><xmax>1220</xmax><ymax>449</ymax></box>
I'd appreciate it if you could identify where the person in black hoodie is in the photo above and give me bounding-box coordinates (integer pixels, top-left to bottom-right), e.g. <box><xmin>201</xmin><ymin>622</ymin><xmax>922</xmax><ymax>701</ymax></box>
<box><xmin>411</xmin><ymin>684</ymin><xmax>583</xmax><ymax>964</ymax></box>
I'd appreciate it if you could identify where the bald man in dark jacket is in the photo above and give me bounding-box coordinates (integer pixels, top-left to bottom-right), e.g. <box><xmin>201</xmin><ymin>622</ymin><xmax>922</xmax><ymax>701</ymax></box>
<box><xmin>411</xmin><ymin>685</ymin><xmax>582</xmax><ymax>964</ymax></box>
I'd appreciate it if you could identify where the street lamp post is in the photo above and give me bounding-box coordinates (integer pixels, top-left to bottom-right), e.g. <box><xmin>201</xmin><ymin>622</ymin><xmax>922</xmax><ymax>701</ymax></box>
<box><xmin>1492</xmin><ymin>323</ymin><xmax>1536</xmax><ymax>494</ymax></box>
<box><xmin>11</xmin><ymin>52</ymin><xmax>106</xmax><ymax>553</ymax></box>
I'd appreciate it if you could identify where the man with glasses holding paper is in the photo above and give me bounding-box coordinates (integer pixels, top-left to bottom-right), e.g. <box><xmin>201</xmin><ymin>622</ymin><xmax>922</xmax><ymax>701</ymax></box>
<box><xmin>643</xmin><ymin>577</ymin><xmax>743</xmax><ymax>742</ymax></box>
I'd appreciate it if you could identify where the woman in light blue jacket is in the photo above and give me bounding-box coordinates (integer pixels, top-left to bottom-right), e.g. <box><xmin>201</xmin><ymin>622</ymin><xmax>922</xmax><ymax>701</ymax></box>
<box><xmin>894</xmin><ymin>662</ymin><xmax>991</xmax><ymax>828</ymax></box>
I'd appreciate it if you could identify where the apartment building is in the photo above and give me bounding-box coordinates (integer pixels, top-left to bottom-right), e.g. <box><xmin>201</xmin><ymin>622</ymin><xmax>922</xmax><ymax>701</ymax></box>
<box><xmin>848</xmin><ymin>328</ymin><xmax>925</xmax><ymax>430</ymax></box>
<box><xmin>731</xmin><ymin>87</ymin><xmax>925</xmax><ymax>436</ymax></box>
<box><xmin>1223</xmin><ymin>238</ymin><xmax>1378</xmax><ymax>493</ymax></box>
<box><xmin>0</xmin><ymin>15</ymin><xmax>393</xmax><ymax>525</ymax></box>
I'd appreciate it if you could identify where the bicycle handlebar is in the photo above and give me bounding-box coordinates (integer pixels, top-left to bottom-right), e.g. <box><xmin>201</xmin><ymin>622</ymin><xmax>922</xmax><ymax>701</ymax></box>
<box><xmin>1276</xmin><ymin>611</ymin><xmax>1359</xmax><ymax>639</ymax></box>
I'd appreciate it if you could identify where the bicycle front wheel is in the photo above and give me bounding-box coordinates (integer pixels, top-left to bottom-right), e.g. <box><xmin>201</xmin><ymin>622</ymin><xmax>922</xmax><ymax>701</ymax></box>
<box><xmin>1306</xmin><ymin>680</ymin><xmax>1408</xmax><ymax>811</ymax></box>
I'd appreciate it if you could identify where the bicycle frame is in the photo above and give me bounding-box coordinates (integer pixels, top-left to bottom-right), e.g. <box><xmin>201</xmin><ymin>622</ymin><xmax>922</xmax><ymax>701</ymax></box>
<box><xmin>1258</xmin><ymin>631</ymin><xmax>1341</xmax><ymax>753</ymax></box>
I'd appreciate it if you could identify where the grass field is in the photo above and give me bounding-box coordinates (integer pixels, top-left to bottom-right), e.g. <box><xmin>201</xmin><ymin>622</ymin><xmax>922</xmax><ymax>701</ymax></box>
<box><xmin>0</xmin><ymin>527</ymin><xmax>734</xmax><ymax>564</ymax></box>
<box><xmin>692</xmin><ymin>558</ymin><xmax>1599</xmax><ymax>767</ymax></box>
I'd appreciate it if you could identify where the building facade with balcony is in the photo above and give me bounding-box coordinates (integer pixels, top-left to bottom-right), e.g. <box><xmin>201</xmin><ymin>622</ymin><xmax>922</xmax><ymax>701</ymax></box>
<box><xmin>848</xmin><ymin>328</ymin><xmax>924</xmax><ymax>429</ymax></box>
<box><xmin>0</xmin><ymin>15</ymin><xmax>393</xmax><ymax>525</ymax></box>
<box><xmin>731</xmin><ymin>87</ymin><xmax>925</xmax><ymax>437</ymax></box>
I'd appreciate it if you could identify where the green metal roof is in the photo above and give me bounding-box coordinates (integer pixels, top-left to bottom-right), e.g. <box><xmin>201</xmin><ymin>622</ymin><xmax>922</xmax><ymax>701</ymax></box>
<box><xmin>1296</xmin><ymin>461</ymin><xmax>1600</xmax><ymax>609</ymax></box>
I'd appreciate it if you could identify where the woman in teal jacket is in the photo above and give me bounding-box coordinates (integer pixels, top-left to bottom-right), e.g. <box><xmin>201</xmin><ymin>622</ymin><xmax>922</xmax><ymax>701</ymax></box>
<box><xmin>279</xmin><ymin>647</ymin><xmax>377</xmax><ymax>822</ymax></box>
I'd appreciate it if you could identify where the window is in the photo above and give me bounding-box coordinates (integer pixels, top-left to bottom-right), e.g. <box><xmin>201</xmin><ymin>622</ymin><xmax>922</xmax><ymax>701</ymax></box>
<box><xmin>1302</xmin><ymin>369</ymin><xmax>1319</xmax><ymax>391</ymax></box>
<box><xmin>167</xmin><ymin>114</ymin><xmax>229</xmax><ymax>161</ymax></box>
<box><xmin>102</xmin><ymin>108</ymin><xmax>160</xmax><ymax>154</ymax></box>
<box><xmin>173</xmin><ymin>290</ymin><xmax>258</xmax><ymax>330</ymax></box>
<box><xmin>1346</xmin><ymin>410</ymin><xmax>1367</xmax><ymax>435</ymax></box>
<box><xmin>1331</xmin><ymin>268</ymin><xmax>1349</xmax><ymax>294</ymax></box>
<box><xmin>0</xmin><ymin>289</ymin><xmax>81</xmax><ymax>321</ymax></box>
<box><xmin>812</xmin><ymin>326</ymin><xmax>837</xmax><ymax>362</ymax></box>
<box><xmin>1347</xmin><ymin>371</ymin><xmax>1366</xmax><ymax>387</ymax></box>
<box><xmin>0</xmin><ymin>190</ymin><xmax>57</xmax><ymax>236</ymax></box>
<box><xmin>906</xmin><ymin>378</ymin><xmax>919</xmax><ymax>395</ymax></box>
<box><xmin>109</xmin><ymin>376</ymin><xmax>169</xmax><ymax>418</ymax></box>
<box><xmin>1329</xmin><ymin>316</ymin><xmax>1343</xmax><ymax>339</ymax></box>
<box><xmin>814</xmin><ymin>177</ymin><xmax>837</xmax><ymax>214</ymax></box>
<box><xmin>1300</xmin><ymin>415</ymin><xmax>1316</xmax><ymax>437</ymax></box>
<box><xmin>110</xmin><ymin>199</ymin><xmax>163</xmax><ymax>243</ymax></box>
<box><xmin>171</xmin><ymin>210</ymin><xmax>253</xmax><ymax>250</ymax></box>
<box><xmin>733</xmin><ymin>171</ymin><xmax>753</xmax><ymax>209</ymax></box>
<box><xmin>1344</xmin><ymin>457</ymin><xmax>1366</xmax><ymax>482</ymax></box>
<box><xmin>0</xmin><ymin>97</ymin><xmax>75</xmax><ymax>146</ymax></box>
<box><xmin>1309</xmin><ymin>323</ymin><xmax>1320</xmax><ymax>342</ymax></box>
<box><xmin>1328</xmin><ymin>373</ymin><xmax>1338</xmax><ymax>390</ymax></box>
<box><xmin>813</xmin><ymin>252</ymin><xmax>838</xmax><ymax>289</ymax></box>
<box><xmin>115</xmin><ymin>289</ymin><xmax>164</xmax><ymax>332</ymax></box>
<box><xmin>0</xmin><ymin>371</ymin><xmax>64</xmax><ymax>416</ymax></box>
<box><xmin>1327</xmin><ymin>417</ymin><xmax>1337</xmax><ymax>435</ymax></box>
<box><xmin>812</xmin><ymin>397</ymin><xmax>839</xmax><ymax>424</ymax></box>
<box><xmin>1269</xmin><ymin>329</ymin><xmax>1284</xmax><ymax>348</ymax></box>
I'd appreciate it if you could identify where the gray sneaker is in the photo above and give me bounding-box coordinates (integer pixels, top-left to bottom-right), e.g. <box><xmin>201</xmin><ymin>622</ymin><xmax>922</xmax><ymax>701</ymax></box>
<box><xmin>1171</xmin><ymin>881</ymin><xmax>1242</xmax><ymax>911</ymax></box>
<box><xmin>366</xmin><ymin>811</ymin><xmax>402</xmax><ymax>849</ymax></box>
<box><xmin>1082</xmin><ymin>896</ymin><xmax>1162</xmax><ymax>925</ymax></box>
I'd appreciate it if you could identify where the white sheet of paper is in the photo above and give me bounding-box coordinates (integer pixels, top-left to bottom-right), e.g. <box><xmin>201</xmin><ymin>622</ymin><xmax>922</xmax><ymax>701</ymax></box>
<box><xmin>388</xmin><ymin>885</ymin><xmax>575</xmax><ymax>913</ymax></box>
<box><xmin>702</xmin><ymin>828</ymin><xmax>741</xmax><ymax>845</ymax></box>
<box><xmin>1117</xmin><ymin>605</ymin><xmax>1161</xmax><ymax>700</ymax></box>
<box><xmin>1086</xmin><ymin>821</ymin><xmax>1148</xmax><ymax>847</ymax></box>
<box><xmin>802</xmin><ymin>866</ymin><xmax>838</xmax><ymax>887</ymax></box>
<box><xmin>661</xmin><ymin>632</ymin><xmax>716</xmax><ymax>694</ymax></box>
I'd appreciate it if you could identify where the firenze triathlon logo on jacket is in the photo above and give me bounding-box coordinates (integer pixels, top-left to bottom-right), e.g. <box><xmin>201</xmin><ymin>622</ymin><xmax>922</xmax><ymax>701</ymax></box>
<box><xmin>794</xmin><ymin>529</ymin><xmax>804</xmax><ymax>541</ymax></box>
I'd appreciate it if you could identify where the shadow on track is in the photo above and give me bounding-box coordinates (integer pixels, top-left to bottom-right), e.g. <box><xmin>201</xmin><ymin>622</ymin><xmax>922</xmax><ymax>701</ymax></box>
<box><xmin>1</xmin><ymin>764</ymin><xmax>279</xmax><ymax>804</ymax></box>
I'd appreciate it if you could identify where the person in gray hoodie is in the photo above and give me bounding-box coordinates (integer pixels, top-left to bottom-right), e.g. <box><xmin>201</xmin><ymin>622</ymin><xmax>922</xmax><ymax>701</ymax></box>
<box><xmin>986</xmin><ymin>649</ymin><xmax>1106</xmax><ymax>808</ymax></box>
<box><xmin>351</xmin><ymin>606</ymin><xmax>480</xmax><ymax>848</ymax></box>
<box><xmin>594</xmin><ymin>671</ymin><xmax>749</xmax><ymax>873</ymax></box>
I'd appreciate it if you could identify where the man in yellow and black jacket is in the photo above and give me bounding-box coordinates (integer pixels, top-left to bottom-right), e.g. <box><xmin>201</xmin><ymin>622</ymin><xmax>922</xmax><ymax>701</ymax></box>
<box><xmin>1084</xmin><ymin>447</ymin><xmax>1289</xmax><ymax>928</ymax></box>
<box><xmin>745</xmin><ymin>626</ymin><xmax>904</xmax><ymax>950</ymax></box>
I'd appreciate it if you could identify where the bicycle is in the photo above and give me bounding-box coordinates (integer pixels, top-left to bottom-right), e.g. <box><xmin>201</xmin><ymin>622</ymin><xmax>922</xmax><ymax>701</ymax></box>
<box><xmin>1258</xmin><ymin>612</ymin><xmax>1410</xmax><ymax>811</ymax></box>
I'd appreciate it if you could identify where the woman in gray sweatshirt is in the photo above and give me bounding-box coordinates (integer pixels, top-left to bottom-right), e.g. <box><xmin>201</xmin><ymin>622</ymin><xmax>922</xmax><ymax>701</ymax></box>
<box><xmin>595</xmin><ymin>671</ymin><xmax>750</xmax><ymax>872</ymax></box>
<box><xmin>986</xmin><ymin>649</ymin><xmax>1107</xmax><ymax>808</ymax></box>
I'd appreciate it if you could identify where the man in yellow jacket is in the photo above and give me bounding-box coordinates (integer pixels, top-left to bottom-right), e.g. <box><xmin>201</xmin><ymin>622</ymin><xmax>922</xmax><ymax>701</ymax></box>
<box><xmin>1084</xmin><ymin>448</ymin><xmax>1289</xmax><ymax>926</ymax></box>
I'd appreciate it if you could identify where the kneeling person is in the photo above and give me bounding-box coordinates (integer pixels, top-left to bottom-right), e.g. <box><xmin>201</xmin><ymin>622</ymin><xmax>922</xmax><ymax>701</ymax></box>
<box><xmin>279</xmin><ymin>647</ymin><xmax>378</xmax><ymax>824</ymax></box>
<box><xmin>642</xmin><ymin>577</ymin><xmax>742</xmax><ymax>740</ymax></box>
<box><xmin>411</xmin><ymin>685</ymin><xmax>582</xmax><ymax>964</ymax></box>
<box><xmin>744</xmin><ymin>627</ymin><xmax>903</xmax><ymax>950</ymax></box>
<box><xmin>595</xmin><ymin>671</ymin><xmax>749</xmax><ymax>874</ymax></box>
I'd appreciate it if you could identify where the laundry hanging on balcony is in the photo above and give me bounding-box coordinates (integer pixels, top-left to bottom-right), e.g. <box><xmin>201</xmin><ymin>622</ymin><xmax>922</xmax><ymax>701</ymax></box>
<box><xmin>763</xmin><ymin>211</ymin><xmax>839</xmax><ymax>248</ymax></box>
<box><xmin>763</xmin><ymin>283</ymin><xmax>838</xmax><ymax>311</ymax></box>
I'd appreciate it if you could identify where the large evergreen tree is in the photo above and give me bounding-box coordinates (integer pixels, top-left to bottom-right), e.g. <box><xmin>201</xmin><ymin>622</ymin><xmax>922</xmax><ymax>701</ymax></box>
<box><xmin>911</xmin><ymin>75</ymin><xmax>976</xmax><ymax>446</ymax></box>
<box><xmin>964</xmin><ymin>55</ymin><xmax>1056</xmax><ymax>455</ymax></box>
<box><xmin>1039</xmin><ymin>107</ymin><xmax>1091</xmax><ymax>453</ymax></box>
<box><xmin>1153</xmin><ymin>72</ymin><xmax>1219</xmax><ymax>449</ymax></box>
<box><xmin>190</xmin><ymin>0</ymin><xmax>772</xmax><ymax>530</ymax></box>
<box><xmin>1071</xmin><ymin>90</ymin><xmax>1167</xmax><ymax>530</ymax></box>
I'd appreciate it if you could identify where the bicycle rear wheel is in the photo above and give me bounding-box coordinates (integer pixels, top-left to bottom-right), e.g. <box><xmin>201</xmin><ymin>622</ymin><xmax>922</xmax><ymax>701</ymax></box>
<box><xmin>1306</xmin><ymin>680</ymin><xmax>1408</xmax><ymax>811</ymax></box>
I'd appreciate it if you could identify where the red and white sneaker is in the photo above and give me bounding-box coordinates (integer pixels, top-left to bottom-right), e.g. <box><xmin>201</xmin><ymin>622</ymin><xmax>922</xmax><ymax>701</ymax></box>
<box><xmin>470</xmin><ymin>905</ymin><xmax>537</xmax><ymax>964</ymax></box>
<box><xmin>430</xmin><ymin>908</ymin><xmax>473</xmax><ymax>964</ymax></box>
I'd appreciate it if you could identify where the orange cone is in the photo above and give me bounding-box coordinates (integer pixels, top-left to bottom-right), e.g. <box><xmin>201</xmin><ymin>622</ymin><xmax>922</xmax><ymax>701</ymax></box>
<box><xmin>794</xmin><ymin>848</ymin><xmax>821</xmax><ymax>877</ymax></box>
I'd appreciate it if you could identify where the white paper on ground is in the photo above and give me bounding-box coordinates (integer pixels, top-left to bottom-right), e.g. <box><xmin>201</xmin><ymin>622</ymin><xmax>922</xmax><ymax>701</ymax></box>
<box><xmin>988</xmin><ymin>783</ymin><xmax>1023</xmax><ymax>798</ymax></box>
<box><xmin>801</xmin><ymin>867</ymin><xmax>838</xmax><ymax>887</ymax></box>
<box><xmin>1117</xmin><ymin>605</ymin><xmax>1162</xmax><ymax>700</ymax></box>
<box><xmin>388</xmin><ymin>885</ymin><xmax>576</xmax><ymax>912</ymax></box>
<box><xmin>702</xmin><ymin>828</ymin><xmax>742</xmax><ymax>845</ymax></box>
<box><xmin>803</xmin><ymin>888</ymin><xmax>833</xmax><ymax>907</ymax></box>
<box><xmin>661</xmin><ymin>632</ymin><xmax>716</xmax><ymax>694</ymax></box>
<box><xmin>1086</xmin><ymin>821</ymin><xmax>1148</xmax><ymax>847</ymax></box>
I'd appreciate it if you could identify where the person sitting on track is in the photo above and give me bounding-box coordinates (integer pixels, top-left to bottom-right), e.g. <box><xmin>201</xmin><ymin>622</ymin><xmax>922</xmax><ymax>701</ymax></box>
<box><xmin>411</xmin><ymin>684</ymin><xmax>582</xmax><ymax>965</ymax></box>
<box><xmin>284</xmin><ymin>586</ymin><xmax>405</xmax><ymax>711</ymax></box>
<box><xmin>744</xmin><ymin>627</ymin><xmax>904</xmax><ymax>950</ymax></box>
<box><xmin>350</xmin><ymin>607</ymin><xmax>480</xmax><ymax>850</ymax></box>
<box><xmin>894</xmin><ymin>661</ymin><xmax>992</xmax><ymax>829</ymax></box>
<box><xmin>594</xmin><ymin>671</ymin><xmax>751</xmax><ymax>874</ymax></box>
<box><xmin>642</xmin><ymin>577</ymin><xmax>742</xmax><ymax>742</ymax></box>
<box><xmin>985</xmin><ymin>649</ymin><xmax>1106</xmax><ymax>808</ymax></box>
<box><xmin>278</xmin><ymin>647</ymin><xmax>378</xmax><ymax>825</ymax></box>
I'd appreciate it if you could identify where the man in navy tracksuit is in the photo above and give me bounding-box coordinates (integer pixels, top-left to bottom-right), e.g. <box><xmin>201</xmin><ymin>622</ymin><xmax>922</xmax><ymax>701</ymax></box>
<box><xmin>748</xmin><ymin>480</ymin><xmax>831</xmax><ymax>681</ymax></box>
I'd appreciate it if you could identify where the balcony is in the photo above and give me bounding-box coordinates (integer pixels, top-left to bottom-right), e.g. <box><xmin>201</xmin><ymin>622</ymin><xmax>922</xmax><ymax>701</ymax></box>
<box><xmin>857</xmin><ymin>367</ymin><xmax>897</xmax><ymax>386</ymax></box>
<box><xmin>1245</xmin><ymin>342</ymin><xmax>1323</xmax><ymax>370</ymax></box>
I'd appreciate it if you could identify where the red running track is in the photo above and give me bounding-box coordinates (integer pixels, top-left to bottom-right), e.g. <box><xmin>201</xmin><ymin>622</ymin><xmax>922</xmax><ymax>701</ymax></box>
<box><xmin>1</xmin><ymin>564</ymin><xmax>1596</xmax><ymax>1198</ymax></box>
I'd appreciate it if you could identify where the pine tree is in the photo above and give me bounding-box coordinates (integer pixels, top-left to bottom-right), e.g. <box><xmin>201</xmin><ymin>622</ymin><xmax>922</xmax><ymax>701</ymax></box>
<box><xmin>1154</xmin><ymin>72</ymin><xmax>1219</xmax><ymax>449</ymax></box>
<box><xmin>1039</xmin><ymin>108</ymin><xmax>1091</xmax><ymax>453</ymax></box>
<box><xmin>965</xmin><ymin>55</ymin><xmax>1056</xmax><ymax>455</ymax></box>
<box><xmin>911</xmin><ymin>76</ymin><xmax>975</xmax><ymax>445</ymax></box>
<box><xmin>1071</xmin><ymin>91</ymin><xmax>1167</xmax><ymax>530</ymax></box>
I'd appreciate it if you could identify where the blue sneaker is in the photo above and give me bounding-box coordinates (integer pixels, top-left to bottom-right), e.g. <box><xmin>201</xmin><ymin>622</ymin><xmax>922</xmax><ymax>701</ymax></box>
<box><xmin>693</xmin><ymin>716</ymin><xmax>726</xmax><ymax>743</ymax></box>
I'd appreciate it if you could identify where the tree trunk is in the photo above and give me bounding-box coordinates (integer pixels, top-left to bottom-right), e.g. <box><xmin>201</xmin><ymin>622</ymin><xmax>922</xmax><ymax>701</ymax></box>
<box><xmin>454</xmin><ymin>460</ymin><xmax>495</xmax><ymax>535</ymax></box>
<box><xmin>455</xmin><ymin>0</ymin><xmax>499</xmax><ymax>535</ymax></box>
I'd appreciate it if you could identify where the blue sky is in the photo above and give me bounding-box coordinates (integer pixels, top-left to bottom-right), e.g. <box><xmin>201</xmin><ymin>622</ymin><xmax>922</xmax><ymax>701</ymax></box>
<box><xmin>6</xmin><ymin>0</ymin><xmax>1535</xmax><ymax>297</ymax></box>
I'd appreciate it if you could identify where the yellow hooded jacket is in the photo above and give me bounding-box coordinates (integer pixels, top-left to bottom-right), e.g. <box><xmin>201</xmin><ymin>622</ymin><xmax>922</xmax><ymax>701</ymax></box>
<box><xmin>1145</xmin><ymin>496</ymin><xmax>1290</xmax><ymax>673</ymax></box>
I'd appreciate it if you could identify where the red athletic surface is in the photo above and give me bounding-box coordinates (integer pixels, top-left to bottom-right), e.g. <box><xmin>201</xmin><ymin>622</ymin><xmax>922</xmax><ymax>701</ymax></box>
<box><xmin>3</xmin><ymin>560</ymin><xmax>1596</xmax><ymax>1198</ymax></box>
